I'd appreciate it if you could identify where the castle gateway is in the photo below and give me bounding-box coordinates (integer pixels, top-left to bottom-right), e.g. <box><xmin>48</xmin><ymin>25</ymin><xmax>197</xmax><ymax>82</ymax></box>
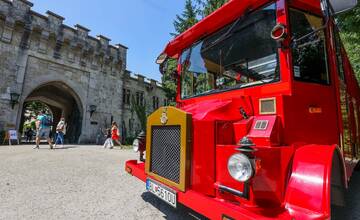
<box><xmin>0</xmin><ymin>0</ymin><xmax>166</xmax><ymax>143</ymax></box>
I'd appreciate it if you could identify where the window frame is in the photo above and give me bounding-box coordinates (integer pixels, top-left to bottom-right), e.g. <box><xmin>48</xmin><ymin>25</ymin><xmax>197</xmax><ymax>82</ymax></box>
<box><xmin>179</xmin><ymin>1</ymin><xmax>281</xmax><ymax>100</ymax></box>
<box><xmin>288</xmin><ymin>7</ymin><xmax>331</xmax><ymax>86</ymax></box>
<box><xmin>333</xmin><ymin>25</ymin><xmax>346</xmax><ymax>84</ymax></box>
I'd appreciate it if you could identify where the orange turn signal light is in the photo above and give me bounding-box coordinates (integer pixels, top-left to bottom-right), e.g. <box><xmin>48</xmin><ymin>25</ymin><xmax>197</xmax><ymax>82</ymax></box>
<box><xmin>125</xmin><ymin>166</ymin><xmax>132</xmax><ymax>175</ymax></box>
<box><xmin>309</xmin><ymin>107</ymin><xmax>322</xmax><ymax>114</ymax></box>
<box><xmin>255</xmin><ymin>159</ymin><xmax>262</xmax><ymax>173</ymax></box>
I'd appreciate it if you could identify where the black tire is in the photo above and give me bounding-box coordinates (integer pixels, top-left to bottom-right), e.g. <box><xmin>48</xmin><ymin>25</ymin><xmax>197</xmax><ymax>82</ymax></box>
<box><xmin>332</xmin><ymin>171</ymin><xmax>360</xmax><ymax>219</ymax></box>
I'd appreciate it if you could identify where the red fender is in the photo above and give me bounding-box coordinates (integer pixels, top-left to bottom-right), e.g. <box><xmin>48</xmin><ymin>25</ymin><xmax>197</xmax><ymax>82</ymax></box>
<box><xmin>284</xmin><ymin>145</ymin><xmax>347</xmax><ymax>220</ymax></box>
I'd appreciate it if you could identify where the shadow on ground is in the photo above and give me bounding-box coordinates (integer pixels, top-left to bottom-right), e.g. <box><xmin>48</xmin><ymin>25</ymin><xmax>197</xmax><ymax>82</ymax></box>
<box><xmin>141</xmin><ymin>192</ymin><xmax>201</xmax><ymax>220</ymax></box>
<box><xmin>31</xmin><ymin>145</ymin><xmax>79</xmax><ymax>150</ymax></box>
<box><xmin>332</xmin><ymin>170</ymin><xmax>360</xmax><ymax>220</ymax></box>
<box><xmin>140</xmin><ymin>171</ymin><xmax>360</xmax><ymax>220</ymax></box>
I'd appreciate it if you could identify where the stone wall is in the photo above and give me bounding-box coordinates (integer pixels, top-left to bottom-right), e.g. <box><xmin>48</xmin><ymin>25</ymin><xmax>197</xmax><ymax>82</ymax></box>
<box><xmin>0</xmin><ymin>0</ymin><xmax>165</xmax><ymax>144</ymax></box>
<box><xmin>121</xmin><ymin>71</ymin><xmax>167</xmax><ymax>140</ymax></box>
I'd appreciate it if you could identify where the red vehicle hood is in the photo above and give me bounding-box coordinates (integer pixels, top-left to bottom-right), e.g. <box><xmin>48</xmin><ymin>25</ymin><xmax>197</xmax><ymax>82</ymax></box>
<box><xmin>181</xmin><ymin>97</ymin><xmax>253</xmax><ymax>122</ymax></box>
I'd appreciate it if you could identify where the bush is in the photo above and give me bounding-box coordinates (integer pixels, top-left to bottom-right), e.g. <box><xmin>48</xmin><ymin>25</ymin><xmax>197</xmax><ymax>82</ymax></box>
<box><xmin>0</xmin><ymin>130</ymin><xmax>5</xmax><ymax>145</ymax></box>
<box><xmin>124</xmin><ymin>136</ymin><xmax>136</xmax><ymax>145</ymax></box>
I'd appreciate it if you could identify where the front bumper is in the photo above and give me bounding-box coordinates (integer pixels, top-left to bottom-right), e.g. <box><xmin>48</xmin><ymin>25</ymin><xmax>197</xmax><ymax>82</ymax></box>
<box><xmin>125</xmin><ymin>160</ymin><xmax>327</xmax><ymax>220</ymax></box>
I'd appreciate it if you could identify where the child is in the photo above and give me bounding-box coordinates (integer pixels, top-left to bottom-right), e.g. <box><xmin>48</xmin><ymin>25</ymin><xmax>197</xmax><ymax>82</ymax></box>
<box><xmin>103</xmin><ymin>128</ymin><xmax>113</xmax><ymax>149</ymax></box>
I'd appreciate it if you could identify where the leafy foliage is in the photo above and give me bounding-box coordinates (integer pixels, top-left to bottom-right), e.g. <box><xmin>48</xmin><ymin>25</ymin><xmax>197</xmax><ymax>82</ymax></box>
<box><xmin>130</xmin><ymin>96</ymin><xmax>148</xmax><ymax>132</ymax></box>
<box><xmin>337</xmin><ymin>4</ymin><xmax>360</xmax><ymax>81</ymax></box>
<box><xmin>0</xmin><ymin>130</ymin><xmax>5</xmax><ymax>145</ymax></box>
<box><xmin>161</xmin><ymin>58</ymin><xmax>178</xmax><ymax>105</ymax></box>
<box><xmin>25</xmin><ymin>101</ymin><xmax>50</xmax><ymax>115</ymax></box>
<box><xmin>198</xmin><ymin>0</ymin><xmax>228</xmax><ymax>17</ymax></box>
<box><xmin>172</xmin><ymin>0</ymin><xmax>200</xmax><ymax>36</ymax></box>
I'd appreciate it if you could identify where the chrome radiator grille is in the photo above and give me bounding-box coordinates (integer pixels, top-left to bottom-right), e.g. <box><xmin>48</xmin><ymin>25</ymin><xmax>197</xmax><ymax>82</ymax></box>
<box><xmin>150</xmin><ymin>125</ymin><xmax>181</xmax><ymax>184</ymax></box>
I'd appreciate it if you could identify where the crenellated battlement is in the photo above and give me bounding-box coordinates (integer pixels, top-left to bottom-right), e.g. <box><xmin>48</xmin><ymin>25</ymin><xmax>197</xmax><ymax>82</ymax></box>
<box><xmin>0</xmin><ymin>0</ymin><xmax>167</xmax><ymax>143</ymax></box>
<box><xmin>124</xmin><ymin>71</ymin><xmax>163</xmax><ymax>88</ymax></box>
<box><xmin>0</xmin><ymin>0</ymin><xmax>127</xmax><ymax>74</ymax></box>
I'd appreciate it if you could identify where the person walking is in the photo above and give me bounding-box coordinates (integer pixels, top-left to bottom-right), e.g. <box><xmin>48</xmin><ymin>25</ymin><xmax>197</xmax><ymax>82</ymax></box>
<box><xmin>103</xmin><ymin>128</ymin><xmax>113</xmax><ymax>149</ymax></box>
<box><xmin>34</xmin><ymin>110</ymin><xmax>53</xmax><ymax>149</ymax></box>
<box><xmin>54</xmin><ymin>117</ymin><xmax>66</xmax><ymax>148</ymax></box>
<box><xmin>111</xmin><ymin>122</ymin><xmax>122</xmax><ymax>148</ymax></box>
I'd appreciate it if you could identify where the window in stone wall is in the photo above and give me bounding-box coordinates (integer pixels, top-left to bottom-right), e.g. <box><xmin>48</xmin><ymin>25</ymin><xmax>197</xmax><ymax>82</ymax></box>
<box><xmin>0</xmin><ymin>18</ymin><xmax>4</xmax><ymax>37</ymax></box>
<box><xmin>123</xmin><ymin>89</ymin><xmax>126</xmax><ymax>104</ymax></box>
<box><xmin>126</xmin><ymin>90</ymin><xmax>131</xmax><ymax>104</ymax></box>
<box><xmin>163</xmin><ymin>98</ymin><xmax>169</xmax><ymax>106</ymax></box>
<box><xmin>153</xmin><ymin>96</ymin><xmax>159</xmax><ymax>110</ymax></box>
<box><xmin>140</xmin><ymin>92</ymin><xmax>144</xmax><ymax>106</ymax></box>
<box><xmin>135</xmin><ymin>91</ymin><xmax>145</xmax><ymax>106</ymax></box>
<box><xmin>123</xmin><ymin>89</ymin><xmax>131</xmax><ymax>105</ymax></box>
<box><xmin>136</xmin><ymin>92</ymin><xmax>140</xmax><ymax>105</ymax></box>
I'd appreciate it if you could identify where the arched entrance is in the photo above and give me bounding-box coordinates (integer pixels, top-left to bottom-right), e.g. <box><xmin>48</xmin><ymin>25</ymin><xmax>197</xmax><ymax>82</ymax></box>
<box><xmin>19</xmin><ymin>81</ymin><xmax>83</xmax><ymax>144</ymax></box>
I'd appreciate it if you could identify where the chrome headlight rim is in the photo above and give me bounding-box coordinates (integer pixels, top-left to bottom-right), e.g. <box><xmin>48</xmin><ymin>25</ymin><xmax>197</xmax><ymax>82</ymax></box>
<box><xmin>132</xmin><ymin>139</ymin><xmax>140</xmax><ymax>152</ymax></box>
<box><xmin>227</xmin><ymin>153</ymin><xmax>254</xmax><ymax>182</ymax></box>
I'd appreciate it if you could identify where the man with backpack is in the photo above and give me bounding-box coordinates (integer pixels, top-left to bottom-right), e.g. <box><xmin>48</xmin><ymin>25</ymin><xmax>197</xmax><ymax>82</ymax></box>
<box><xmin>34</xmin><ymin>110</ymin><xmax>53</xmax><ymax>149</ymax></box>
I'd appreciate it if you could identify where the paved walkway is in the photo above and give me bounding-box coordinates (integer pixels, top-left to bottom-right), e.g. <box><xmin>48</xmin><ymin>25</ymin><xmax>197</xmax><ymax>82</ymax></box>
<box><xmin>0</xmin><ymin>145</ymin><xmax>191</xmax><ymax>220</ymax></box>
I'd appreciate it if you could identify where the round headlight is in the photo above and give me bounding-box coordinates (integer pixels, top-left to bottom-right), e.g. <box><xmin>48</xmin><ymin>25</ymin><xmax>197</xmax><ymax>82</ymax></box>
<box><xmin>227</xmin><ymin>153</ymin><xmax>254</xmax><ymax>182</ymax></box>
<box><xmin>133</xmin><ymin>139</ymin><xmax>140</xmax><ymax>152</ymax></box>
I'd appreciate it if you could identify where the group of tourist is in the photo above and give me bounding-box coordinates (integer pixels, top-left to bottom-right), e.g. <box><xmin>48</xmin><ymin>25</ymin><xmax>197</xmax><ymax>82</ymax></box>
<box><xmin>103</xmin><ymin>122</ymin><xmax>122</xmax><ymax>149</ymax></box>
<box><xmin>34</xmin><ymin>110</ymin><xmax>122</xmax><ymax>149</ymax></box>
<box><xmin>33</xmin><ymin>110</ymin><xmax>66</xmax><ymax>149</ymax></box>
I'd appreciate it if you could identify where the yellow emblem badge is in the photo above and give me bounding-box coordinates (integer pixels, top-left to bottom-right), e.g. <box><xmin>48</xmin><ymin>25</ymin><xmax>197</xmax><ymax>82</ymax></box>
<box><xmin>160</xmin><ymin>107</ymin><xmax>168</xmax><ymax>125</ymax></box>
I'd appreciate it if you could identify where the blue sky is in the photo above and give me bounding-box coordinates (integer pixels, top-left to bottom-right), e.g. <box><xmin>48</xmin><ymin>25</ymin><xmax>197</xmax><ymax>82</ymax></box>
<box><xmin>31</xmin><ymin>0</ymin><xmax>185</xmax><ymax>81</ymax></box>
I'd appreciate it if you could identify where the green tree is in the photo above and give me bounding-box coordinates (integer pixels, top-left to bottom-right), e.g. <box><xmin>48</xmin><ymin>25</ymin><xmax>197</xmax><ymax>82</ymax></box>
<box><xmin>198</xmin><ymin>0</ymin><xmax>227</xmax><ymax>17</ymax></box>
<box><xmin>337</xmin><ymin>4</ymin><xmax>360</xmax><ymax>81</ymax></box>
<box><xmin>25</xmin><ymin>101</ymin><xmax>50</xmax><ymax>116</ymax></box>
<box><xmin>172</xmin><ymin>0</ymin><xmax>199</xmax><ymax>36</ymax></box>
<box><xmin>161</xmin><ymin>58</ymin><xmax>178</xmax><ymax>105</ymax></box>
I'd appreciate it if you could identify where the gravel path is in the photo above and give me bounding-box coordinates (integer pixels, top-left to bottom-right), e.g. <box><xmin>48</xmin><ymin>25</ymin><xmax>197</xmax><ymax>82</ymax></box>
<box><xmin>2</xmin><ymin>145</ymin><xmax>359</xmax><ymax>220</ymax></box>
<box><xmin>0</xmin><ymin>145</ymin><xmax>192</xmax><ymax>220</ymax></box>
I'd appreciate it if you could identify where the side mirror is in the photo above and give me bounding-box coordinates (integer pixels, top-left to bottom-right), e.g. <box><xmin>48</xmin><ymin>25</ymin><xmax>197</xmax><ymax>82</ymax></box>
<box><xmin>329</xmin><ymin>0</ymin><xmax>358</xmax><ymax>15</ymax></box>
<box><xmin>171</xmin><ymin>70</ymin><xmax>178</xmax><ymax>81</ymax></box>
<box><xmin>156</xmin><ymin>53</ymin><xmax>168</xmax><ymax>65</ymax></box>
<box><xmin>156</xmin><ymin>53</ymin><xmax>169</xmax><ymax>75</ymax></box>
<box><xmin>159</xmin><ymin>59</ymin><xmax>168</xmax><ymax>75</ymax></box>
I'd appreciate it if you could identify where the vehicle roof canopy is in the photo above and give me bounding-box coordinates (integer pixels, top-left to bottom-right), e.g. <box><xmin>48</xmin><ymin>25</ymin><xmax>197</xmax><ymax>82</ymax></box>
<box><xmin>162</xmin><ymin>0</ymin><xmax>321</xmax><ymax>58</ymax></box>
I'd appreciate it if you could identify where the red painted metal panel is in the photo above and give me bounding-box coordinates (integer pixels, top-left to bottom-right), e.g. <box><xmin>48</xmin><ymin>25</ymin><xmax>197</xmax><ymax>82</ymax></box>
<box><xmin>285</xmin><ymin>145</ymin><xmax>346</xmax><ymax>219</ymax></box>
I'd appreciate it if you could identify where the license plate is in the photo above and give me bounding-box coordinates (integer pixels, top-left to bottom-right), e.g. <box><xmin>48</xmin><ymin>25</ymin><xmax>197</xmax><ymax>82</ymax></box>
<box><xmin>146</xmin><ymin>178</ymin><xmax>177</xmax><ymax>208</ymax></box>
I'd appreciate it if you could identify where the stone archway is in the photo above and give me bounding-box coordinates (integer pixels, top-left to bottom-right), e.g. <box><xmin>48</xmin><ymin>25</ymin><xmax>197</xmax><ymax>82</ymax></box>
<box><xmin>19</xmin><ymin>81</ymin><xmax>83</xmax><ymax>144</ymax></box>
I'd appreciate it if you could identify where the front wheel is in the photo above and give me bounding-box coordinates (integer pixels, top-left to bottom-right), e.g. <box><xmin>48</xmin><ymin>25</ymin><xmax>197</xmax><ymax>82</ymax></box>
<box><xmin>331</xmin><ymin>170</ymin><xmax>360</xmax><ymax>219</ymax></box>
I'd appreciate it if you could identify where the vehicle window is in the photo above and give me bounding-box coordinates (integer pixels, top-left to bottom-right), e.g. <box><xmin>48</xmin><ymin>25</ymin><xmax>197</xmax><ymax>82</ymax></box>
<box><xmin>180</xmin><ymin>3</ymin><xmax>279</xmax><ymax>99</ymax></box>
<box><xmin>290</xmin><ymin>9</ymin><xmax>330</xmax><ymax>84</ymax></box>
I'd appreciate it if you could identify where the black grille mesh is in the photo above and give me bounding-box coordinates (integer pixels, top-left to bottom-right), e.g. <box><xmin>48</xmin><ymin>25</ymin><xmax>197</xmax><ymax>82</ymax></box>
<box><xmin>150</xmin><ymin>126</ymin><xmax>181</xmax><ymax>183</ymax></box>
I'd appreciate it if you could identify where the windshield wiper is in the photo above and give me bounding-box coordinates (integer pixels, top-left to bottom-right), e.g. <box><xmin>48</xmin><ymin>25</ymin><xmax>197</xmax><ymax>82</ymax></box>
<box><xmin>201</xmin><ymin>14</ymin><xmax>246</xmax><ymax>53</ymax></box>
<box><xmin>258</xmin><ymin>73</ymin><xmax>276</xmax><ymax>83</ymax></box>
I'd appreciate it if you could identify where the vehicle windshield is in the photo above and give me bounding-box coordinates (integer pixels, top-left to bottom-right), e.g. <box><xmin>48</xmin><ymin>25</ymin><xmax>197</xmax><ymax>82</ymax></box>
<box><xmin>180</xmin><ymin>3</ymin><xmax>279</xmax><ymax>99</ymax></box>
